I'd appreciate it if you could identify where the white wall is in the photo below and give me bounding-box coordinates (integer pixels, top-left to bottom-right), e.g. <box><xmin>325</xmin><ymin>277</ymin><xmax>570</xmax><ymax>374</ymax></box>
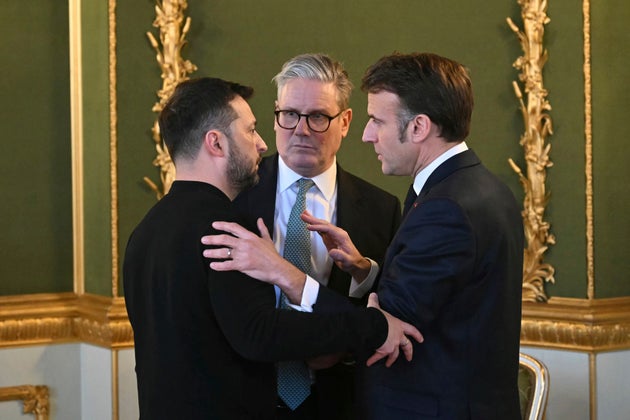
<box><xmin>117</xmin><ymin>348</ymin><xmax>138</xmax><ymax>420</ymax></box>
<box><xmin>521</xmin><ymin>346</ymin><xmax>630</xmax><ymax>420</ymax></box>
<box><xmin>596</xmin><ymin>350</ymin><xmax>630</xmax><ymax>420</ymax></box>
<box><xmin>0</xmin><ymin>344</ymin><xmax>81</xmax><ymax>419</ymax></box>
<box><xmin>1</xmin><ymin>343</ymin><xmax>628</xmax><ymax>419</ymax></box>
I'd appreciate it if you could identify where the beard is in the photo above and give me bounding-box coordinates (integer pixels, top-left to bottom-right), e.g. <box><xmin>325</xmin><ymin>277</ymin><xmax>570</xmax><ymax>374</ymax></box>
<box><xmin>226</xmin><ymin>137</ymin><xmax>260</xmax><ymax>193</ymax></box>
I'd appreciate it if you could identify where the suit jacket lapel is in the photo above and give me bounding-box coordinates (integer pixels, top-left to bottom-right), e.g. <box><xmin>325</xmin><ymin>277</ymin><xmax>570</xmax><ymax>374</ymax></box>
<box><xmin>418</xmin><ymin>149</ymin><xmax>481</xmax><ymax>199</ymax></box>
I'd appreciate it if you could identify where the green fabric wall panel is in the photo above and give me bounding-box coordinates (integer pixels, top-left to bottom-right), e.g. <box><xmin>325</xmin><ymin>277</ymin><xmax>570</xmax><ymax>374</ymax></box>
<box><xmin>82</xmin><ymin>0</ymin><xmax>115</xmax><ymax>296</ymax></box>
<box><xmin>591</xmin><ymin>0</ymin><xmax>630</xmax><ymax>297</ymax></box>
<box><xmin>0</xmin><ymin>1</ymin><xmax>72</xmax><ymax>295</ymax></box>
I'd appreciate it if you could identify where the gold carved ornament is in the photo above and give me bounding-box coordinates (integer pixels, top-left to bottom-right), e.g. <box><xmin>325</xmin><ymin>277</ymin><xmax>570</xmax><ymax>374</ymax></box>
<box><xmin>0</xmin><ymin>385</ymin><xmax>49</xmax><ymax>420</ymax></box>
<box><xmin>507</xmin><ymin>0</ymin><xmax>555</xmax><ymax>302</ymax></box>
<box><xmin>144</xmin><ymin>0</ymin><xmax>197</xmax><ymax>199</ymax></box>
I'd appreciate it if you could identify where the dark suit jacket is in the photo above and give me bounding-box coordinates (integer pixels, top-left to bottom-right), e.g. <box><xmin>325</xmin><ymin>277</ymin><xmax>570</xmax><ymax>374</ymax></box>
<box><xmin>234</xmin><ymin>154</ymin><xmax>401</xmax><ymax>419</ymax></box>
<box><xmin>360</xmin><ymin>150</ymin><xmax>524</xmax><ymax>420</ymax></box>
<box><xmin>123</xmin><ymin>181</ymin><xmax>388</xmax><ymax>420</ymax></box>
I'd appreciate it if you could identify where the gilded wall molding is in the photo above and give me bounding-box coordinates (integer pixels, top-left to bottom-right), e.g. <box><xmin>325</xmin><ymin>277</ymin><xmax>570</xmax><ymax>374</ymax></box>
<box><xmin>69</xmin><ymin>0</ymin><xmax>85</xmax><ymax>295</ymax></box>
<box><xmin>521</xmin><ymin>297</ymin><xmax>630</xmax><ymax>351</ymax></box>
<box><xmin>582</xmin><ymin>0</ymin><xmax>594</xmax><ymax>299</ymax></box>
<box><xmin>1</xmin><ymin>294</ymin><xmax>629</xmax><ymax>352</ymax></box>
<box><xmin>507</xmin><ymin>0</ymin><xmax>556</xmax><ymax>303</ymax></box>
<box><xmin>0</xmin><ymin>293</ymin><xmax>132</xmax><ymax>349</ymax></box>
<box><xmin>109</xmin><ymin>0</ymin><xmax>120</xmax><ymax>296</ymax></box>
<box><xmin>144</xmin><ymin>0</ymin><xmax>197</xmax><ymax>198</ymax></box>
<box><xmin>0</xmin><ymin>385</ymin><xmax>50</xmax><ymax>420</ymax></box>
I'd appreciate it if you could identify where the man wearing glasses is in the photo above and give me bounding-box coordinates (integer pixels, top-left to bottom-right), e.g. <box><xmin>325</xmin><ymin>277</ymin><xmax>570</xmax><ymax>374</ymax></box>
<box><xmin>232</xmin><ymin>53</ymin><xmax>401</xmax><ymax>420</ymax></box>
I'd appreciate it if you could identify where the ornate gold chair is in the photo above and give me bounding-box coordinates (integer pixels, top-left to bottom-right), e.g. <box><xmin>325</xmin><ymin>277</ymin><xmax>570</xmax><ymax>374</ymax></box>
<box><xmin>518</xmin><ymin>352</ymin><xmax>550</xmax><ymax>420</ymax></box>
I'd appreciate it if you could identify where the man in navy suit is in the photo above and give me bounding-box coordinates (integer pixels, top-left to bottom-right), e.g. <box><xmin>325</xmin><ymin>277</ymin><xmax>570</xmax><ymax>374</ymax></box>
<box><xmin>303</xmin><ymin>52</ymin><xmax>525</xmax><ymax>419</ymax></box>
<box><xmin>232</xmin><ymin>53</ymin><xmax>401</xmax><ymax>419</ymax></box>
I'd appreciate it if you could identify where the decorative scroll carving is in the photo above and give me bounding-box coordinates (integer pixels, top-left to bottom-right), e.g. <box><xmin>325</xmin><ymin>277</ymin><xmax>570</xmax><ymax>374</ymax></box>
<box><xmin>507</xmin><ymin>0</ymin><xmax>555</xmax><ymax>302</ymax></box>
<box><xmin>0</xmin><ymin>385</ymin><xmax>50</xmax><ymax>420</ymax></box>
<box><xmin>144</xmin><ymin>0</ymin><xmax>197</xmax><ymax>198</ymax></box>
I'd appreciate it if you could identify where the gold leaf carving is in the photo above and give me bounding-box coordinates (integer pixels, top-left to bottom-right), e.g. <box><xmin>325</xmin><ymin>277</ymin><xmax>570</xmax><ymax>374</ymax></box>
<box><xmin>144</xmin><ymin>0</ymin><xmax>197</xmax><ymax>198</ymax></box>
<box><xmin>507</xmin><ymin>0</ymin><xmax>555</xmax><ymax>302</ymax></box>
<box><xmin>0</xmin><ymin>385</ymin><xmax>50</xmax><ymax>420</ymax></box>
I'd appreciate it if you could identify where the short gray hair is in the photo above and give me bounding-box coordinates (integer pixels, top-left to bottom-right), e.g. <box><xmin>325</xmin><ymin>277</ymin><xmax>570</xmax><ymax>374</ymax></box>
<box><xmin>272</xmin><ymin>53</ymin><xmax>353</xmax><ymax>110</ymax></box>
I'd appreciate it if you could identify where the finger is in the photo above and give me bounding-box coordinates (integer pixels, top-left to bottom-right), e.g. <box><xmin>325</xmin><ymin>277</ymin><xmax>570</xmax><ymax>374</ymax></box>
<box><xmin>403</xmin><ymin>323</ymin><xmax>424</xmax><ymax>344</ymax></box>
<box><xmin>211</xmin><ymin>221</ymin><xmax>251</xmax><ymax>238</ymax></box>
<box><xmin>384</xmin><ymin>346</ymin><xmax>399</xmax><ymax>368</ymax></box>
<box><xmin>401</xmin><ymin>338</ymin><xmax>414</xmax><ymax>362</ymax></box>
<box><xmin>366</xmin><ymin>350</ymin><xmax>387</xmax><ymax>367</ymax></box>
<box><xmin>256</xmin><ymin>218</ymin><xmax>272</xmax><ymax>241</ymax></box>
<box><xmin>201</xmin><ymin>233</ymin><xmax>236</xmax><ymax>248</ymax></box>
<box><xmin>209</xmin><ymin>260</ymin><xmax>234</xmax><ymax>271</ymax></box>
<box><xmin>367</xmin><ymin>292</ymin><xmax>380</xmax><ymax>309</ymax></box>
<box><xmin>202</xmin><ymin>248</ymin><xmax>233</xmax><ymax>259</ymax></box>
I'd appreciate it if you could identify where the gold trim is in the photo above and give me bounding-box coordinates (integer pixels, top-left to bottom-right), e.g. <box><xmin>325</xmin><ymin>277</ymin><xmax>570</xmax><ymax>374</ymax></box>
<box><xmin>507</xmin><ymin>0</ymin><xmax>556</xmax><ymax>303</ymax></box>
<box><xmin>521</xmin><ymin>297</ymin><xmax>630</xmax><ymax>351</ymax></box>
<box><xmin>0</xmin><ymin>293</ymin><xmax>133</xmax><ymax>349</ymax></box>
<box><xmin>69</xmin><ymin>0</ymin><xmax>85</xmax><ymax>295</ymax></box>
<box><xmin>0</xmin><ymin>385</ymin><xmax>50</xmax><ymax>420</ymax></box>
<box><xmin>109</xmin><ymin>0</ymin><xmax>119</xmax><ymax>297</ymax></box>
<box><xmin>144</xmin><ymin>0</ymin><xmax>197</xmax><ymax>198</ymax></box>
<box><xmin>589</xmin><ymin>352</ymin><xmax>597</xmax><ymax>420</ymax></box>
<box><xmin>112</xmin><ymin>349</ymin><xmax>119</xmax><ymax>420</ymax></box>
<box><xmin>583</xmin><ymin>0</ymin><xmax>594</xmax><ymax>300</ymax></box>
<box><xmin>2</xmin><ymin>294</ymin><xmax>629</xmax><ymax>352</ymax></box>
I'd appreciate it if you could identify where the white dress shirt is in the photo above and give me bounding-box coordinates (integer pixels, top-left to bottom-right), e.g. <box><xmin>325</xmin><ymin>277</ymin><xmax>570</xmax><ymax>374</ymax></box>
<box><xmin>412</xmin><ymin>142</ymin><xmax>469</xmax><ymax>195</ymax></box>
<box><xmin>275</xmin><ymin>156</ymin><xmax>378</xmax><ymax>311</ymax></box>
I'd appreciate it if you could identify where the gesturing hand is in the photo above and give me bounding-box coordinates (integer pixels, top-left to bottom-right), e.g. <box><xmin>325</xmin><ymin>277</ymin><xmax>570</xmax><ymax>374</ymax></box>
<box><xmin>366</xmin><ymin>293</ymin><xmax>424</xmax><ymax>367</ymax></box>
<box><xmin>301</xmin><ymin>211</ymin><xmax>371</xmax><ymax>281</ymax></box>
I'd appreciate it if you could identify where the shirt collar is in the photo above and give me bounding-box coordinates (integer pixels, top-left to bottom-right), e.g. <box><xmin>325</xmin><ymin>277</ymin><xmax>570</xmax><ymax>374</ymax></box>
<box><xmin>412</xmin><ymin>141</ymin><xmax>468</xmax><ymax>194</ymax></box>
<box><xmin>277</xmin><ymin>156</ymin><xmax>337</xmax><ymax>201</ymax></box>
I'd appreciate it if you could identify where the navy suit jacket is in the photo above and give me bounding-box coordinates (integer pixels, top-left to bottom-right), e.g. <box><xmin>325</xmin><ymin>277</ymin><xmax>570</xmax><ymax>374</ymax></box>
<box><xmin>123</xmin><ymin>181</ymin><xmax>388</xmax><ymax>420</ymax></box>
<box><xmin>360</xmin><ymin>150</ymin><xmax>524</xmax><ymax>420</ymax></box>
<box><xmin>234</xmin><ymin>154</ymin><xmax>401</xmax><ymax>419</ymax></box>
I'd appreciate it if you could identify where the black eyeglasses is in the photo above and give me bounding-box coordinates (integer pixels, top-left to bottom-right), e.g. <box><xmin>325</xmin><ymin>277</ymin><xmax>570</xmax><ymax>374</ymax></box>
<box><xmin>274</xmin><ymin>109</ymin><xmax>344</xmax><ymax>133</ymax></box>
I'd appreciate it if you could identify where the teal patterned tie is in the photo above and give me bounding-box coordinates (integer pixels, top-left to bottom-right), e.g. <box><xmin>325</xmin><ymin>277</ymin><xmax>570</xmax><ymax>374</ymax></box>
<box><xmin>277</xmin><ymin>178</ymin><xmax>315</xmax><ymax>410</ymax></box>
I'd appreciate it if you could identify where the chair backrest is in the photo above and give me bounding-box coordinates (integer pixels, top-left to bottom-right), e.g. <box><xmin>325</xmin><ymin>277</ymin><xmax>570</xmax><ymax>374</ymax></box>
<box><xmin>518</xmin><ymin>352</ymin><xmax>550</xmax><ymax>420</ymax></box>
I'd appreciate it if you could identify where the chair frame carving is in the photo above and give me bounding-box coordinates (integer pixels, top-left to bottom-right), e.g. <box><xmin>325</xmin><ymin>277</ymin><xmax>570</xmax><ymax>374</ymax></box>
<box><xmin>519</xmin><ymin>353</ymin><xmax>550</xmax><ymax>420</ymax></box>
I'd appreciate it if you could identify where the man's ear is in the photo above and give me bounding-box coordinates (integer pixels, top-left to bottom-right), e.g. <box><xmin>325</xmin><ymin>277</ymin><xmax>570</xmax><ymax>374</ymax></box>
<box><xmin>203</xmin><ymin>130</ymin><xmax>226</xmax><ymax>157</ymax></box>
<box><xmin>410</xmin><ymin>114</ymin><xmax>431</xmax><ymax>143</ymax></box>
<box><xmin>340</xmin><ymin>108</ymin><xmax>353</xmax><ymax>138</ymax></box>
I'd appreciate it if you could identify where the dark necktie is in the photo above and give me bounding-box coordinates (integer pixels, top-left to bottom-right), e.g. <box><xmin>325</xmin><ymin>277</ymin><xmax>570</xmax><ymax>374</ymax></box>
<box><xmin>403</xmin><ymin>184</ymin><xmax>417</xmax><ymax>216</ymax></box>
<box><xmin>277</xmin><ymin>178</ymin><xmax>314</xmax><ymax>410</ymax></box>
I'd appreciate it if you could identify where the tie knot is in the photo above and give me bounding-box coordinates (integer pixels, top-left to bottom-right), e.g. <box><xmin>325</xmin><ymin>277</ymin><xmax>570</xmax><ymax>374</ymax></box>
<box><xmin>297</xmin><ymin>178</ymin><xmax>314</xmax><ymax>195</ymax></box>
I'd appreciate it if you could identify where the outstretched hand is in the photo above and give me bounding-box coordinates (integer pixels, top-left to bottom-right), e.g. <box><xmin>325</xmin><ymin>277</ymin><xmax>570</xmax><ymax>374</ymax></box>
<box><xmin>366</xmin><ymin>293</ymin><xmax>423</xmax><ymax>367</ymax></box>
<box><xmin>301</xmin><ymin>211</ymin><xmax>371</xmax><ymax>281</ymax></box>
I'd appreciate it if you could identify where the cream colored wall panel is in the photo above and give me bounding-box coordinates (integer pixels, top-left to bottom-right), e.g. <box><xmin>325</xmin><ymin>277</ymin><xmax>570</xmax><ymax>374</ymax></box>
<box><xmin>117</xmin><ymin>348</ymin><xmax>138</xmax><ymax>420</ymax></box>
<box><xmin>0</xmin><ymin>344</ymin><xmax>81</xmax><ymax>419</ymax></box>
<box><xmin>80</xmin><ymin>344</ymin><xmax>112</xmax><ymax>420</ymax></box>
<box><xmin>597</xmin><ymin>350</ymin><xmax>630</xmax><ymax>420</ymax></box>
<box><xmin>521</xmin><ymin>347</ymin><xmax>590</xmax><ymax>419</ymax></box>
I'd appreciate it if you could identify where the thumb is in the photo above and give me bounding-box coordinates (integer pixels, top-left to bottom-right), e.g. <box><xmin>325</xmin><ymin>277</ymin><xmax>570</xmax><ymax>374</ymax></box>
<box><xmin>256</xmin><ymin>218</ymin><xmax>272</xmax><ymax>240</ymax></box>
<box><xmin>367</xmin><ymin>292</ymin><xmax>380</xmax><ymax>309</ymax></box>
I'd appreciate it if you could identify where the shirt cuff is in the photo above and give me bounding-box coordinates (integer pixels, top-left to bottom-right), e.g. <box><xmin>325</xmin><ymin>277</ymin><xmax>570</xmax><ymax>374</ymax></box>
<box><xmin>348</xmin><ymin>258</ymin><xmax>379</xmax><ymax>298</ymax></box>
<box><xmin>286</xmin><ymin>275</ymin><xmax>319</xmax><ymax>313</ymax></box>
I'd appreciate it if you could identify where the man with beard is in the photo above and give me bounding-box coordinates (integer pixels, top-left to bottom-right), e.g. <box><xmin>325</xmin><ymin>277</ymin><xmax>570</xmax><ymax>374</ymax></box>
<box><xmin>123</xmin><ymin>77</ymin><xmax>422</xmax><ymax>419</ymax></box>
